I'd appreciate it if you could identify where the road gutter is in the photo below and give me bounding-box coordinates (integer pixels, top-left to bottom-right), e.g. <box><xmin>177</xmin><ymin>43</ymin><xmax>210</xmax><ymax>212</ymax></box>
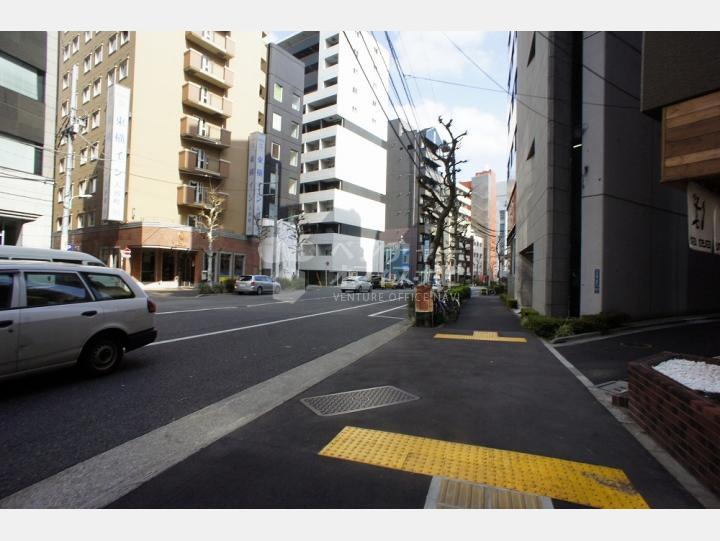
<box><xmin>0</xmin><ymin>320</ymin><xmax>412</xmax><ymax>509</ymax></box>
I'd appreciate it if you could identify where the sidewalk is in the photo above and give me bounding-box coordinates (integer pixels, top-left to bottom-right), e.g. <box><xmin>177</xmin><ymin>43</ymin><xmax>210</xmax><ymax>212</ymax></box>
<box><xmin>110</xmin><ymin>295</ymin><xmax>703</xmax><ymax>509</ymax></box>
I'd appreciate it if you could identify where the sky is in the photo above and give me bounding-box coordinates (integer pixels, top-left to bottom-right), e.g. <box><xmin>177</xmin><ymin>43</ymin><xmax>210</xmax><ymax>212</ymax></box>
<box><xmin>267</xmin><ymin>31</ymin><xmax>511</xmax><ymax>187</ymax></box>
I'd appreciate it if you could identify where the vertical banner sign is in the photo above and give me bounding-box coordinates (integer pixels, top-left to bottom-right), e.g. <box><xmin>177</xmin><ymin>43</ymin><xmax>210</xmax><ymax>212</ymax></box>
<box><xmin>594</xmin><ymin>268</ymin><xmax>600</xmax><ymax>294</ymax></box>
<box><xmin>246</xmin><ymin>132</ymin><xmax>266</xmax><ymax>236</ymax></box>
<box><xmin>102</xmin><ymin>84</ymin><xmax>131</xmax><ymax>222</ymax></box>
<box><xmin>687</xmin><ymin>182</ymin><xmax>718</xmax><ymax>253</ymax></box>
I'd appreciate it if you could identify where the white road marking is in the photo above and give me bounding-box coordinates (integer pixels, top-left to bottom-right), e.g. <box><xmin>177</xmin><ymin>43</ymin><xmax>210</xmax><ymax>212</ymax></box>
<box><xmin>149</xmin><ymin>297</ymin><xmax>405</xmax><ymax>347</ymax></box>
<box><xmin>157</xmin><ymin>306</ymin><xmax>239</xmax><ymax>315</ymax></box>
<box><xmin>246</xmin><ymin>301</ymin><xmax>293</xmax><ymax>307</ymax></box>
<box><xmin>369</xmin><ymin>305</ymin><xmax>406</xmax><ymax>317</ymax></box>
<box><xmin>0</xmin><ymin>321</ymin><xmax>411</xmax><ymax>509</ymax></box>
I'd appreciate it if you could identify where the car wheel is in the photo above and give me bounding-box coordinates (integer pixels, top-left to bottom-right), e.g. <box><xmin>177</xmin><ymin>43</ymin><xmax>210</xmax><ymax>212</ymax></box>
<box><xmin>79</xmin><ymin>334</ymin><xmax>124</xmax><ymax>375</ymax></box>
<box><xmin>256</xmin><ymin>286</ymin><xmax>263</xmax><ymax>295</ymax></box>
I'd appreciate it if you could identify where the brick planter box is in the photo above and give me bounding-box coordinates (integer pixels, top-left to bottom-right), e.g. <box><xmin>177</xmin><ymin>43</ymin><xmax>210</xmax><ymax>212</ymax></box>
<box><xmin>628</xmin><ymin>352</ymin><xmax>720</xmax><ymax>498</ymax></box>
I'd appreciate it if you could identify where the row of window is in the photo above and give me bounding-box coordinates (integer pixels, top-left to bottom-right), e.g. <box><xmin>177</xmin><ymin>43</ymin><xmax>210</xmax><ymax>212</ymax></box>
<box><xmin>270</xmin><ymin>112</ymin><xmax>300</xmax><ymax>138</ymax></box>
<box><xmin>269</xmin><ymin>141</ymin><xmax>299</xmax><ymax>167</ymax></box>
<box><xmin>55</xmin><ymin>211</ymin><xmax>96</xmax><ymax>231</ymax></box>
<box><xmin>57</xmin><ymin>140</ymin><xmax>100</xmax><ymax>173</ymax></box>
<box><xmin>271</xmin><ymin>82</ymin><xmax>301</xmax><ymax>111</ymax></box>
<box><xmin>61</xmin><ymin>59</ymin><xmax>128</xmax><ymax>117</ymax></box>
<box><xmin>62</xmin><ymin>31</ymin><xmax>129</xmax><ymax>63</ymax></box>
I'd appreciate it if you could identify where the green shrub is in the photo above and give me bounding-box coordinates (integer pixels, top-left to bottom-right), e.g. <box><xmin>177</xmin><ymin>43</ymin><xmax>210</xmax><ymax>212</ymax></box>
<box><xmin>520</xmin><ymin>307</ymin><xmax>539</xmax><ymax>318</ymax></box>
<box><xmin>555</xmin><ymin>321</ymin><xmax>574</xmax><ymax>338</ymax></box>
<box><xmin>506</xmin><ymin>298</ymin><xmax>518</xmax><ymax>309</ymax></box>
<box><xmin>521</xmin><ymin>313</ymin><xmax>565</xmax><ymax>338</ymax></box>
<box><xmin>499</xmin><ymin>293</ymin><xmax>508</xmax><ymax>304</ymax></box>
<box><xmin>278</xmin><ymin>277</ymin><xmax>305</xmax><ymax>290</ymax></box>
<box><xmin>220</xmin><ymin>277</ymin><xmax>235</xmax><ymax>293</ymax></box>
<box><xmin>198</xmin><ymin>282</ymin><xmax>213</xmax><ymax>294</ymax></box>
<box><xmin>447</xmin><ymin>285</ymin><xmax>471</xmax><ymax>300</ymax></box>
<box><xmin>212</xmin><ymin>283</ymin><xmax>225</xmax><ymax>294</ymax></box>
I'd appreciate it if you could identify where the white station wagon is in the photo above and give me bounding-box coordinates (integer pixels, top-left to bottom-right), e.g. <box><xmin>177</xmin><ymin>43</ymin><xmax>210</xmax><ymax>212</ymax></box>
<box><xmin>0</xmin><ymin>261</ymin><xmax>157</xmax><ymax>380</ymax></box>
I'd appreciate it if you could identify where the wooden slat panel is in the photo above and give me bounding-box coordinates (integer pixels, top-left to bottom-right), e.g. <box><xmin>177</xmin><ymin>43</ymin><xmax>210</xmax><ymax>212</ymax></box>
<box><xmin>665</xmin><ymin>115</ymin><xmax>720</xmax><ymax>143</ymax></box>
<box><xmin>665</xmin><ymin>104</ymin><xmax>720</xmax><ymax>129</ymax></box>
<box><xmin>665</xmin><ymin>147</ymin><xmax>720</xmax><ymax>168</ymax></box>
<box><xmin>663</xmin><ymin>157</ymin><xmax>720</xmax><ymax>181</ymax></box>
<box><xmin>665</xmin><ymin>131</ymin><xmax>720</xmax><ymax>159</ymax></box>
<box><xmin>665</xmin><ymin>90</ymin><xmax>720</xmax><ymax>119</ymax></box>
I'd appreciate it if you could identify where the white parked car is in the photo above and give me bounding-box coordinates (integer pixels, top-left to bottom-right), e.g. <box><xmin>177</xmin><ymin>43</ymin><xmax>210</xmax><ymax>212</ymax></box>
<box><xmin>0</xmin><ymin>261</ymin><xmax>157</xmax><ymax>380</ymax></box>
<box><xmin>235</xmin><ymin>275</ymin><xmax>281</xmax><ymax>295</ymax></box>
<box><xmin>340</xmin><ymin>276</ymin><xmax>372</xmax><ymax>293</ymax></box>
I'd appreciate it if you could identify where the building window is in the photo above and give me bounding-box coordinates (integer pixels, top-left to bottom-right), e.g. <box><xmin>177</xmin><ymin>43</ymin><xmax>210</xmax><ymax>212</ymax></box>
<box><xmin>259</xmin><ymin>84</ymin><xmax>265</xmax><ymax>99</ymax></box>
<box><xmin>273</xmin><ymin>82</ymin><xmax>283</xmax><ymax>102</ymax></box>
<box><xmin>288</xmin><ymin>178</ymin><xmax>298</xmax><ymax>195</ymax></box>
<box><xmin>258</xmin><ymin>111</ymin><xmax>265</xmax><ymax>126</ymax></box>
<box><xmin>79</xmin><ymin>148</ymin><xmax>88</xmax><ymax>165</ymax></box>
<box><xmin>86</xmin><ymin>212</ymin><xmax>95</xmax><ymax>227</ymax></box>
<box><xmin>233</xmin><ymin>254</ymin><xmax>245</xmax><ymax>277</ymax></box>
<box><xmin>82</xmin><ymin>85</ymin><xmax>90</xmax><ymax>104</ymax></box>
<box><xmin>107</xmin><ymin>68</ymin><xmax>115</xmax><ymax>87</ymax></box>
<box><xmin>199</xmin><ymin>86</ymin><xmax>209</xmax><ymax>104</ymax></box>
<box><xmin>194</xmin><ymin>148</ymin><xmax>207</xmax><ymax>169</ymax></box>
<box><xmin>77</xmin><ymin>214</ymin><xmax>84</xmax><ymax>229</ymax></box>
<box><xmin>90</xmin><ymin>143</ymin><xmax>99</xmax><ymax>161</ymax></box>
<box><xmin>57</xmin><ymin>188</ymin><xmax>63</xmax><ymax>203</ymax></box>
<box><xmin>260</xmin><ymin>57</ymin><xmax>267</xmax><ymax>73</ymax></box>
<box><xmin>289</xmin><ymin>149</ymin><xmax>299</xmax><ymax>167</ymax></box>
<box><xmin>59</xmin><ymin>157</ymin><xmax>65</xmax><ymax>174</ymax></box>
<box><xmin>291</xmin><ymin>122</ymin><xmax>299</xmax><ymax>139</ymax></box>
<box><xmin>62</xmin><ymin>71</ymin><xmax>69</xmax><ymax>89</ymax></box>
<box><xmin>94</xmin><ymin>45</ymin><xmax>103</xmax><ymax>65</ymax></box>
<box><xmin>119</xmin><ymin>31</ymin><xmax>130</xmax><ymax>46</ymax></box>
<box><xmin>201</xmin><ymin>31</ymin><xmax>214</xmax><ymax>41</ymax></box>
<box><xmin>119</xmin><ymin>58</ymin><xmax>128</xmax><ymax>80</ymax></box>
<box><xmin>61</xmin><ymin>100</ymin><xmax>69</xmax><ymax>117</ymax></box>
<box><xmin>0</xmin><ymin>52</ymin><xmax>44</xmax><ymax>100</ymax></box>
<box><xmin>292</xmin><ymin>94</ymin><xmax>301</xmax><ymax>111</ymax></box>
<box><xmin>63</xmin><ymin>44</ymin><xmax>70</xmax><ymax>62</ymax></box>
<box><xmin>527</xmin><ymin>32</ymin><xmax>536</xmax><ymax>66</ymax></box>
<box><xmin>271</xmin><ymin>142</ymin><xmax>280</xmax><ymax>160</ymax></box>
<box><xmin>83</xmin><ymin>54</ymin><xmax>92</xmax><ymax>73</ymax></box>
<box><xmin>91</xmin><ymin>110</ymin><xmax>100</xmax><ymax>129</ymax></box>
<box><xmin>272</xmin><ymin>112</ymin><xmax>282</xmax><ymax>132</ymax></box>
<box><xmin>84</xmin><ymin>31</ymin><xmax>92</xmax><ymax>43</ymax></box>
<box><xmin>93</xmin><ymin>77</ymin><xmax>101</xmax><ymax>97</ymax></box>
<box><xmin>352</xmin><ymin>86</ymin><xmax>357</xmax><ymax>94</ymax></box>
<box><xmin>89</xmin><ymin>176</ymin><xmax>97</xmax><ymax>193</ymax></box>
<box><xmin>79</xmin><ymin>179</ymin><xmax>87</xmax><ymax>195</ymax></box>
<box><xmin>109</xmin><ymin>33</ymin><xmax>118</xmax><ymax>55</ymax></box>
<box><xmin>72</xmin><ymin>35</ymin><xmax>80</xmax><ymax>54</ymax></box>
<box><xmin>56</xmin><ymin>218</ymin><xmax>62</xmax><ymax>231</ymax></box>
<box><xmin>188</xmin><ymin>214</ymin><xmax>198</xmax><ymax>227</ymax></box>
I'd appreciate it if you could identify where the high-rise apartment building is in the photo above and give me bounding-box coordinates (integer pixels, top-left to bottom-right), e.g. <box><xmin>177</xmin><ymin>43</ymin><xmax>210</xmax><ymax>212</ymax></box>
<box><xmin>52</xmin><ymin>31</ymin><xmax>267</xmax><ymax>286</ymax></box>
<box><xmin>279</xmin><ymin>31</ymin><xmax>388</xmax><ymax>285</ymax></box>
<box><xmin>0</xmin><ymin>31</ymin><xmax>57</xmax><ymax>247</ymax></box>
<box><xmin>257</xmin><ymin>43</ymin><xmax>304</xmax><ymax>278</ymax></box>
<box><xmin>467</xmin><ymin>169</ymin><xmax>497</xmax><ymax>279</ymax></box>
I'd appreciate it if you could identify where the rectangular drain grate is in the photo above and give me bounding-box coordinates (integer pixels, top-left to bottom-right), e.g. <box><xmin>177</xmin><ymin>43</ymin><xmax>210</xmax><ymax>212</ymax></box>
<box><xmin>301</xmin><ymin>385</ymin><xmax>419</xmax><ymax>416</ymax></box>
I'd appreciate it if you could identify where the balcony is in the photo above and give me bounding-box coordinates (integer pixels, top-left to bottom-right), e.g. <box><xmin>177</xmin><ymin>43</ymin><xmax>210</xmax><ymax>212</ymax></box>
<box><xmin>180</xmin><ymin>116</ymin><xmax>231</xmax><ymax>147</ymax></box>
<box><xmin>177</xmin><ymin>185</ymin><xmax>209</xmax><ymax>209</ymax></box>
<box><xmin>183</xmin><ymin>49</ymin><xmax>234</xmax><ymax>89</ymax></box>
<box><xmin>178</xmin><ymin>149</ymin><xmax>230</xmax><ymax>179</ymax></box>
<box><xmin>182</xmin><ymin>82</ymin><xmax>232</xmax><ymax>118</ymax></box>
<box><xmin>185</xmin><ymin>31</ymin><xmax>235</xmax><ymax>59</ymax></box>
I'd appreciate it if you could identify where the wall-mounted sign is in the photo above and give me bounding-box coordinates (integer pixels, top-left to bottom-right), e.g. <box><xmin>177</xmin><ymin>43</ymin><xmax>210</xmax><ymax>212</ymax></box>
<box><xmin>246</xmin><ymin>132</ymin><xmax>266</xmax><ymax>237</ymax></box>
<box><xmin>102</xmin><ymin>84</ymin><xmax>130</xmax><ymax>222</ymax></box>
<box><xmin>687</xmin><ymin>182</ymin><xmax>718</xmax><ymax>254</ymax></box>
<box><xmin>594</xmin><ymin>268</ymin><xmax>600</xmax><ymax>294</ymax></box>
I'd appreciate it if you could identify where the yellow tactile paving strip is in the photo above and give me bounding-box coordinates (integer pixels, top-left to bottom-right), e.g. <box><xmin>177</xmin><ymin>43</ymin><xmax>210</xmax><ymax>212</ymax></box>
<box><xmin>434</xmin><ymin>331</ymin><xmax>527</xmax><ymax>343</ymax></box>
<box><xmin>319</xmin><ymin>426</ymin><xmax>649</xmax><ymax>509</ymax></box>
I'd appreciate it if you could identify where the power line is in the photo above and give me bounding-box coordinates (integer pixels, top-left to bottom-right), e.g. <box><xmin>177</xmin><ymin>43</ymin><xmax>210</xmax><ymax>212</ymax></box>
<box><xmin>405</xmin><ymin>74</ymin><xmax>639</xmax><ymax>109</ymax></box>
<box><xmin>443</xmin><ymin>32</ymin><xmax>571</xmax><ymax>128</ymax></box>
<box><xmin>381</xmin><ymin>31</ymin><xmax>421</xmax><ymax>132</ymax></box>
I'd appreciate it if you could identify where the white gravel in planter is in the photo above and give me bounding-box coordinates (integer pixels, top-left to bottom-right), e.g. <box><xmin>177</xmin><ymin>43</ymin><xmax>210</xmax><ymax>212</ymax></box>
<box><xmin>653</xmin><ymin>358</ymin><xmax>720</xmax><ymax>394</ymax></box>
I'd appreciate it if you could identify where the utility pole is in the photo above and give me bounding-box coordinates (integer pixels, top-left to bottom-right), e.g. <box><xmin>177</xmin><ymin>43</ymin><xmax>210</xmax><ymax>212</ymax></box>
<box><xmin>60</xmin><ymin>64</ymin><xmax>78</xmax><ymax>251</ymax></box>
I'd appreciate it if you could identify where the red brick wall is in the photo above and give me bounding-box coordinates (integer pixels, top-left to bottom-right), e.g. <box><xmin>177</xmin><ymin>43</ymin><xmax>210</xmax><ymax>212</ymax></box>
<box><xmin>629</xmin><ymin>352</ymin><xmax>720</xmax><ymax>498</ymax></box>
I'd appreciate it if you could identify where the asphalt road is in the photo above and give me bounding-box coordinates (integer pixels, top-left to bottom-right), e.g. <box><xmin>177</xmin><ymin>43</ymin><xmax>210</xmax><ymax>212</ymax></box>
<box><xmin>0</xmin><ymin>287</ymin><xmax>411</xmax><ymax>500</ymax></box>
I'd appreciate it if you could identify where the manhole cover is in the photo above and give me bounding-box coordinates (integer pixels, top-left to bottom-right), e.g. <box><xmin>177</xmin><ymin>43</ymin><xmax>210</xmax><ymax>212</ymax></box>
<box><xmin>619</xmin><ymin>342</ymin><xmax>653</xmax><ymax>349</ymax></box>
<box><xmin>301</xmin><ymin>385</ymin><xmax>419</xmax><ymax>416</ymax></box>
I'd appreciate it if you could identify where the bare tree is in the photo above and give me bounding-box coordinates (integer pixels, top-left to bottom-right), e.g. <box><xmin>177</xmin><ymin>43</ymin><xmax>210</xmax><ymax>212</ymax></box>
<box><xmin>196</xmin><ymin>185</ymin><xmax>226</xmax><ymax>285</ymax></box>
<box><xmin>417</xmin><ymin>117</ymin><xmax>468</xmax><ymax>284</ymax></box>
<box><xmin>283</xmin><ymin>209</ymin><xmax>309</xmax><ymax>278</ymax></box>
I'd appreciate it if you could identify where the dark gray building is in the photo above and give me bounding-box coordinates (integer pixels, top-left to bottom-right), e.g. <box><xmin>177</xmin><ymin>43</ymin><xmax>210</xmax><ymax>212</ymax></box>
<box><xmin>260</xmin><ymin>43</ymin><xmax>303</xmax><ymax>277</ymax></box>
<box><xmin>508</xmin><ymin>31</ymin><xmax>720</xmax><ymax>319</ymax></box>
<box><xmin>0</xmin><ymin>31</ymin><xmax>57</xmax><ymax>247</ymax></box>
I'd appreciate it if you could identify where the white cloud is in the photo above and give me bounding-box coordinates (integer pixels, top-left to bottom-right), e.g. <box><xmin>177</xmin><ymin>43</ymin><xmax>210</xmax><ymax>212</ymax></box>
<box><xmin>393</xmin><ymin>31</ymin><xmax>492</xmax><ymax>79</ymax></box>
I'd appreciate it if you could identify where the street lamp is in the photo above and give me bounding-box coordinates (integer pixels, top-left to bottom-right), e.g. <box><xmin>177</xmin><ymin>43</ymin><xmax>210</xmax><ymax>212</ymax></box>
<box><xmin>60</xmin><ymin>193</ymin><xmax>93</xmax><ymax>251</ymax></box>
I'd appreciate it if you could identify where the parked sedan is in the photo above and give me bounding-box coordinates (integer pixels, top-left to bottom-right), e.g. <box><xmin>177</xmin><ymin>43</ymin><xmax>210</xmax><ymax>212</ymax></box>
<box><xmin>340</xmin><ymin>276</ymin><xmax>372</xmax><ymax>293</ymax></box>
<box><xmin>0</xmin><ymin>261</ymin><xmax>157</xmax><ymax>380</ymax></box>
<box><xmin>397</xmin><ymin>278</ymin><xmax>415</xmax><ymax>289</ymax></box>
<box><xmin>235</xmin><ymin>275</ymin><xmax>280</xmax><ymax>295</ymax></box>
